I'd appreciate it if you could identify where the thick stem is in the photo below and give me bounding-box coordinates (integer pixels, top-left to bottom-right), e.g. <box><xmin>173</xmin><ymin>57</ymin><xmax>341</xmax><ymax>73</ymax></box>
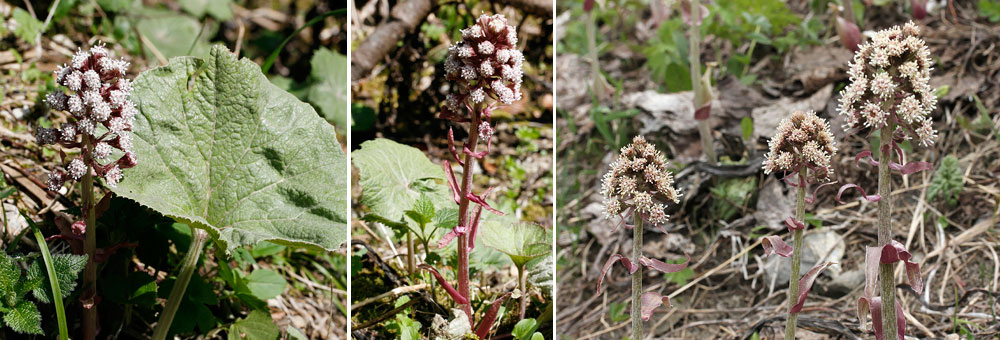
<box><xmin>631</xmin><ymin>213</ymin><xmax>643</xmax><ymax>340</ymax></box>
<box><xmin>81</xmin><ymin>135</ymin><xmax>97</xmax><ymax>340</ymax></box>
<box><xmin>784</xmin><ymin>167</ymin><xmax>807</xmax><ymax>340</ymax></box>
<box><xmin>151</xmin><ymin>227</ymin><xmax>208</xmax><ymax>340</ymax></box>
<box><xmin>518</xmin><ymin>264</ymin><xmax>527</xmax><ymax>320</ymax></box>
<box><xmin>33</xmin><ymin>226</ymin><xmax>69</xmax><ymax>340</ymax></box>
<box><xmin>455</xmin><ymin>106</ymin><xmax>482</xmax><ymax>322</ymax></box>
<box><xmin>878</xmin><ymin>125</ymin><xmax>898</xmax><ymax>340</ymax></box>
<box><xmin>689</xmin><ymin>0</ymin><xmax>715</xmax><ymax>163</ymax></box>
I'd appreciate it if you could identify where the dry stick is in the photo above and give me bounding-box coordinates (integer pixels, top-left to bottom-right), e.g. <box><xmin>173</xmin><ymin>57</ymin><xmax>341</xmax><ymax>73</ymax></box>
<box><xmin>81</xmin><ymin>134</ymin><xmax>97</xmax><ymax>340</ymax></box>
<box><xmin>631</xmin><ymin>213</ymin><xmax>644</xmax><ymax>340</ymax></box>
<box><xmin>351</xmin><ymin>283</ymin><xmax>428</xmax><ymax>310</ymax></box>
<box><xmin>877</xmin><ymin>125</ymin><xmax>897</xmax><ymax>340</ymax></box>
<box><xmin>784</xmin><ymin>168</ymin><xmax>807</xmax><ymax>340</ymax></box>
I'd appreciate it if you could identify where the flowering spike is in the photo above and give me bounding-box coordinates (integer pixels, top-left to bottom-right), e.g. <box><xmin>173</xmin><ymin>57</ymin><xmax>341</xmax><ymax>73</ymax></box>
<box><xmin>763</xmin><ymin>110</ymin><xmax>838</xmax><ymax>181</ymax></box>
<box><xmin>601</xmin><ymin>136</ymin><xmax>681</xmax><ymax>225</ymax></box>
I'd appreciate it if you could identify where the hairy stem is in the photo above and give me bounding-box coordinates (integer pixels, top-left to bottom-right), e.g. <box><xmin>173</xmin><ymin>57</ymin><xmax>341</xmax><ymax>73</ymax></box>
<box><xmin>455</xmin><ymin>106</ymin><xmax>482</xmax><ymax>322</ymax></box>
<box><xmin>631</xmin><ymin>213</ymin><xmax>643</xmax><ymax>340</ymax></box>
<box><xmin>32</xmin><ymin>225</ymin><xmax>69</xmax><ymax>340</ymax></box>
<box><xmin>878</xmin><ymin>125</ymin><xmax>897</xmax><ymax>340</ymax></box>
<box><xmin>784</xmin><ymin>167</ymin><xmax>807</xmax><ymax>340</ymax></box>
<box><xmin>81</xmin><ymin>135</ymin><xmax>97</xmax><ymax>340</ymax></box>
<box><xmin>689</xmin><ymin>0</ymin><xmax>715</xmax><ymax>163</ymax></box>
<box><xmin>152</xmin><ymin>227</ymin><xmax>208</xmax><ymax>340</ymax></box>
<box><xmin>518</xmin><ymin>264</ymin><xmax>527</xmax><ymax>320</ymax></box>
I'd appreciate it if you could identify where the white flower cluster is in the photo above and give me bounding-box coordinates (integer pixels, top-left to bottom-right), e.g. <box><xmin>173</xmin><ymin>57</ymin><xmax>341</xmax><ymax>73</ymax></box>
<box><xmin>36</xmin><ymin>43</ymin><xmax>137</xmax><ymax>190</ymax></box>
<box><xmin>601</xmin><ymin>136</ymin><xmax>681</xmax><ymax>225</ymax></box>
<box><xmin>837</xmin><ymin>21</ymin><xmax>938</xmax><ymax>146</ymax></box>
<box><xmin>443</xmin><ymin>13</ymin><xmax>524</xmax><ymax>114</ymax></box>
<box><xmin>763</xmin><ymin>110</ymin><xmax>838</xmax><ymax>180</ymax></box>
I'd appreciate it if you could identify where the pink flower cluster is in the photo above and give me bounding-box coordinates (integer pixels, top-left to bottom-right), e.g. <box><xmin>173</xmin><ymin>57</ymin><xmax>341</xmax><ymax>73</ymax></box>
<box><xmin>837</xmin><ymin>21</ymin><xmax>937</xmax><ymax>146</ymax></box>
<box><xmin>442</xmin><ymin>13</ymin><xmax>523</xmax><ymax>119</ymax></box>
<box><xmin>36</xmin><ymin>43</ymin><xmax>137</xmax><ymax>190</ymax></box>
<box><xmin>763</xmin><ymin>110</ymin><xmax>838</xmax><ymax>180</ymax></box>
<box><xmin>601</xmin><ymin>136</ymin><xmax>681</xmax><ymax>225</ymax></box>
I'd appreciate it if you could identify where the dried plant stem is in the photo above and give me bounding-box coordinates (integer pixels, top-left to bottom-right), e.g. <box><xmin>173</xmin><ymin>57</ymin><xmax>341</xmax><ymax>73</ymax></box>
<box><xmin>878</xmin><ymin>125</ymin><xmax>897</xmax><ymax>340</ymax></box>
<box><xmin>455</xmin><ymin>106</ymin><xmax>483</xmax><ymax>322</ymax></box>
<box><xmin>152</xmin><ymin>227</ymin><xmax>208</xmax><ymax>340</ymax></box>
<box><xmin>689</xmin><ymin>0</ymin><xmax>715</xmax><ymax>163</ymax></box>
<box><xmin>631</xmin><ymin>213</ymin><xmax>643</xmax><ymax>340</ymax></box>
<box><xmin>784</xmin><ymin>167</ymin><xmax>807</xmax><ymax>340</ymax></box>
<box><xmin>81</xmin><ymin>135</ymin><xmax>97</xmax><ymax>340</ymax></box>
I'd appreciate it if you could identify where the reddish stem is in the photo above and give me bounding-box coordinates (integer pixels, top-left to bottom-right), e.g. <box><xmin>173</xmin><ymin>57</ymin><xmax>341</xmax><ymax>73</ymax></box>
<box><xmin>455</xmin><ymin>103</ymin><xmax>483</xmax><ymax>321</ymax></box>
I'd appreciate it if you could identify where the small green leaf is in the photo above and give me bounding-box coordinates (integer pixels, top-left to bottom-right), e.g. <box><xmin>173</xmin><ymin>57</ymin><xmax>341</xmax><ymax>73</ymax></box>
<box><xmin>0</xmin><ymin>256</ymin><xmax>20</xmax><ymax>304</ymax></box>
<box><xmin>3</xmin><ymin>300</ymin><xmax>43</xmax><ymax>334</ymax></box>
<box><xmin>530</xmin><ymin>333</ymin><xmax>544</xmax><ymax>340</ymax></box>
<box><xmin>286</xmin><ymin>327</ymin><xmax>308</xmax><ymax>340</ymax></box>
<box><xmin>12</xmin><ymin>8</ymin><xmax>43</xmax><ymax>45</ymax></box>
<box><xmin>512</xmin><ymin>318</ymin><xmax>538</xmax><ymax>340</ymax></box>
<box><xmin>29</xmin><ymin>254</ymin><xmax>86</xmax><ymax>303</ymax></box>
<box><xmin>740</xmin><ymin>116</ymin><xmax>754</xmax><ymax>141</ymax></box>
<box><xmin>114</xmin><ymin>45</ymin><xmax>348</xmax><ymax>252</ymax></box>
<box><xmin>245</xmin><ymin>269</ymin><xmax>287</xmax><ymax>301</ymax></box>
<box><xmin>228</xmin><ymin>310</ymin><xmax>279</xmax><ymax>340</ymax></box>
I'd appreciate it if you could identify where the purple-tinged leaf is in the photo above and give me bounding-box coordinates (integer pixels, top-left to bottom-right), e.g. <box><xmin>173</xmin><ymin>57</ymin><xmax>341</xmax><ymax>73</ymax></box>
<box><xmin>474</xmin><ymin>292</ymin><xmax>512</xmax><ymax>339</ymax></box>
<box><xmin>419</xmin><ymin>264</ymin><xmax>469</xmax><ymax>305</ymax></box>
<box><xmin>879</xmin><ymin>241</ymin><xmax>922</xmax><ymax>293</ymax></box>
<box><xmin>437</xmin><ymin>225</ymin><xmax>466</xmax><ymax>249</ymax></box>
<box><xmin>897</xmin><ymin>161</ymin><xmax>932</xmax><ymax>175</ymax></box>
<box><xmin>836</xmin><ymin>183</ymin><xmax>881</xmax><ymax>204</ymax></box>
<box><xmin>448</xmin><ymin>128</ymin><xmax>463</xmax><ymax>166</ymax></box>
<box><xmin>596</xmin><ymin>254</ymin><xmax>639</xmax><ymax>293</ymax></box>
<box><xmin>762</xmin><ymin>235</ymin><xmax>793</xmax><ymax>257</ymax></box>
<box><xmin>784</xmin><ymin>217</ymin><xmax>806</xmax><ymax>231</ymax></box>
<box><xmin>466</xmin><ymin>188</ymin><xmax>503</xmax><ymax>215</ymax></box>
<box><xmin>805</xmin><ymin>181</ymin><xmax>837</xmax><ymax>204</ymax></box>
<box><xmin>789</xmin><ymin>262</ymin><xmax>833</xmax><ymax>313</ymax></box>
<box><xmin>781</xmin><ymin>171</ymin><xmax>806</xmax><ymax>187</ymax></box>
<box><xmin>836</xmin><ymin>16</ymin><xmax>861</xmax><ymax>52</ymax></box>
<box><xmin>912</xmin><ymin>0</ymin><xmax>927</xmax><ymax>19</ymax></box>
<box><xmin>439</xmin><ymin>109</ymin><xmax>470</xmax><ymax>123</ymax></box>
<box><xmin>639</xmin><ymin>291</ymin><xmax>670</xmax><ymax>321</ymax></box>
<box><xmin>679</xmin><ymin>0</ymin><xmax>709</xmax><ymax>26</ymax></box>
<box><xmin>694</xmin><ymin>102</ymin><xmax>711</xmax><ymax>121</ymax></box>
<box><xmin>467</xmin><ymin>205</ymin><xmax>484</xmax><ymax>251</ymax></box>
<box><xmin>857</xmin><ymin>296</ymin><xmax>906</xmax><ymax>340</ymax></box>
<box><xmin>443</xmin><ymin>160</ymin><xmax>461</xmax><ymax>204</ymax></box>
<box><xmin>463</xmin><ymin>146</ymin><xmax>487</xmax><ymax>159</ymax></box>
<box><xmin>855</xmin><ymin>150</ymin><xmax>877</xmax><ymax>167</ymax></box>
<box><xmin>638</xmin><ymin>254</ymin><xmax>689</xmax><ymax>274</ymax></box>
<box><xmin>865</xmin><ymin>246</ymin><xmax>881</xmax><ymax>298</ymax></box>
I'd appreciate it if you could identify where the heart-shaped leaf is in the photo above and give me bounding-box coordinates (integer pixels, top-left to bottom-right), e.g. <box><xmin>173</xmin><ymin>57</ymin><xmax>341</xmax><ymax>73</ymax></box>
<box><xmin>353</xmin><ymin>138</ymin><xmax>451</xmax><ymax>222</ymax></box>
<box><xmin>307</xmin><ymin>48</ymin><xmax>348</xmax><ymax>128</ymax></box>
<box><xmin>114</xmin><ymin>45</ymin><xmax>347</xmax><ymax>252</ymax></box>
<box><xmin>479</xmin><ymin>220</ymin><xmax>551</xmax><ymax>269</ymax></box>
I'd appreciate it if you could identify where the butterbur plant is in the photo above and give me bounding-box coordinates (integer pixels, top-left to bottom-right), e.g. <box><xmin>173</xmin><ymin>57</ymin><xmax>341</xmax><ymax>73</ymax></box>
<box><xmin>836</xmin><ymin>21</ymin><xmax>935</xmax><ymax>340</ymax></box>
<box><xmin>424</xmin><ymin>13</ymin><xmax>523</xmax><ymax>339</ymax></box>
<box><xmin>35</xmin><ymin>42</ymin><xmax>136</xmax><ymax>340</ymax></box>
<box><xmin>596</xmin><ymin>136</ymin><xmax>688</xmax><ymax>340</ymax></box>
<box><xmin>759</xmin><ymin>110</ymin><xmax>837</xmax><ymax>340</ymax></box>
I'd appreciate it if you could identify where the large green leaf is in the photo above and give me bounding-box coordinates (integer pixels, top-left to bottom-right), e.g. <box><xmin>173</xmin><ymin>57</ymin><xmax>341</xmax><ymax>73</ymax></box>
<box><xmin>244</xmin><ymin>269</ymin><xmax>287</xmax><ymax>301</ymax></box>
<box><xmin>308</xmin><ymin>48</ymin><xmax>347</xmax><ymax>128</ymax></box>
<box><xmin>353</xmin><ymin>138</ymin><xmax>450</xmax><ymax>222</ymax></box>
<box><xmin>114</xmin><ymin>45</ymin><xmax>347</xmax><ymax>252</ymax></box>
<box><xmin>479</xmin><ymin>221</ymin><xmax>551</xmax><ymax>268</ymax></box>
<box><xmin>3</xmin><ymin>300</ymin><xmax>42</xmax><ymax>334</ymax></box>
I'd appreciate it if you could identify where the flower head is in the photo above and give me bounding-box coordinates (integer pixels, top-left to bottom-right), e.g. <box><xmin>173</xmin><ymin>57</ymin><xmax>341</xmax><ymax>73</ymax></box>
<box><xmin>837</xmin><ymin>21</ymin><xmax>938</xmax><ymax>147</ymax></box>
<box><xmin>601</xmin><ymin>136</ymin><xmax>681</xmax><ymax>225</ymax></box>
<box><xmin>37</xmin><ymin>42</ymin><xmax>137</xmax><ymax>190</ymax></box>
<box><xmin>442</xmin><ymin>13</ymin><xmax>523</xmax><ymax>118</ymax></box>
<box><xmin>763</xmin><ymin>110</ymin><xmax>838</xmax><ymax>180</ymax></box>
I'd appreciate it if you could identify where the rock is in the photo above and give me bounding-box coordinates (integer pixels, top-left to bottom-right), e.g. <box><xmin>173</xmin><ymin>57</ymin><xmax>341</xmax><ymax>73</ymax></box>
<box><xmin>822</xmin><ymin>268</ymin><xmax>865</xmax><ymax>298</ymax></box>
<box><xmin>753</xmin><ymin>178</ymin><xmax>793</xmax><ymax>231</ymax></box>
<box><xmin>763</xmin><ymin>230</ymin><xmax>846</xmax><ymax>286</ymax></box>
<box><xmin>430</xmin><ymin>309</ymin><xmax>473</xmax><ymax>340</ymax></box>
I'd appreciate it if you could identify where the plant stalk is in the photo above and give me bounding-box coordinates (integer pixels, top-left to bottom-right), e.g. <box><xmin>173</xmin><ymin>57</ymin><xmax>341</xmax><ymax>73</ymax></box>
<box><xmin>877</xmin><ymin>125</ymin><xmax>897</xmax><ymax>340</ymax></box>
<box><xmin>152</xmin><ymin>227</ymin><xmax>208</xmax><ymax>340</ymax></box>
<box><xmin>406</xmin><ymin>231</ymin><xmax>415</xmax><ymax>277</ymax></box>
<box><xmin>455</xmin><ymin>106</ymin><xmax>483</xmax><ymax>322</ymax></box>
<box><xmin>689</xmin><ymin>0</ymin><xmax>715</xmax><ymax>163</ymax></box>
<box><xmin>784</xmin><ymin>167</ymin><xmax>807</xmax><ymax>340</ymax></box>
<box><xmin>81</xmin><ymin>134</ymin><xmax>98</xmax><ymax>340</ymax></box>
<box><xmin>631</xmin><ymin>213</ymin><xmax>643</xmax><ymax>340</ymax></box>
<box><xmin>32</xmin><ymin>225</ymin><xmax>69</xmax><ymax>340</ymax></box>
<box><xmin>518</xmin><ymin>264</ymin><xmax>527</xmax><ymax>320</ymax></box>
